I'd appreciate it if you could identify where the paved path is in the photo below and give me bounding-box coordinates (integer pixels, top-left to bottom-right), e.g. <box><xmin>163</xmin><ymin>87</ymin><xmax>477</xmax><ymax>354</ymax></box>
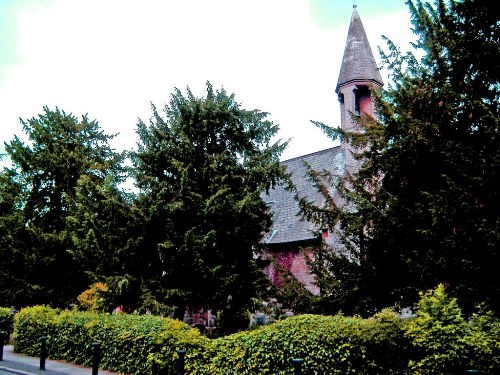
<box><xmin>0</xmin><ymin>346</ymin><xmax>123</xmax><ymax>375</ymax></box>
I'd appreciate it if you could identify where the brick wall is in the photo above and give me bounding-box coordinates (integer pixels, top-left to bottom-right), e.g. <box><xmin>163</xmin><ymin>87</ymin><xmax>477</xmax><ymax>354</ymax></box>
<box><xmin>264</xmin><ymin>246</ymin><xmax>320</xmax><ymax>296</ymax></box>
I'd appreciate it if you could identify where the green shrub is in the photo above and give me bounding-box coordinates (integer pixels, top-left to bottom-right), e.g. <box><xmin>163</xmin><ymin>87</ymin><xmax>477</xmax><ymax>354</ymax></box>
<box><xmin>190</xmin><ymin>312</ymin><xmax>410</xmax><ymax>374</ymax></box>
<box><xmin>14</xmin><ymin>305</ymin><xmax>59</xmax><ymax>354</ymax></box>
<box><xmin>405</xmin><ymin>284</ymin><xmax>499</xmax><ymax>374</ymax></box>
<box><xmin>12</xmin><ymin>297</ymin><xmax>499</xmax><ymax>374</ymax></box>
<box><xmin>357</xmin><ymin>308</ymin><xmax>412</xmax><ymax>373</ymax></box>
<box><xmin>468</xmin><ymin>306</ymin><xmax>500</xmax><ymax>373</ymax></box>
<box><xmin>14</xmin><ymin>306</ymin><xmax>208</xmax><ymax>375</ymax></box>
<box><xmin>0</xmin><ymin>307</ymin><xmax>15</xmax><ymax>333</ymax></box>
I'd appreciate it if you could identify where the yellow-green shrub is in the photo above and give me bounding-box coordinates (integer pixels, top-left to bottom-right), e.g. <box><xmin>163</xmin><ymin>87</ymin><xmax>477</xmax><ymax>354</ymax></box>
<box><xmin>406</xmin><ymin>284</ymin><xmax>499</xmax><ymax>374</ymax></box>
<box><xmin>190</xmin><ymin>312</ymin><xmax>410</xmax><ymax>374</ymax></box>
<box><xmin>14</xmin><ymin>305</ymin><xmax>59</xmax><ymax>353</ymax></box>
<box><xmin>14</xmin><ymin>306</ymin><xmax>208</xmax><ymax>375</ymax></box>
<box><xmin>12</xmin><ymin>290</ymin><xmax>499</xmax><ymax>375</ymax></box>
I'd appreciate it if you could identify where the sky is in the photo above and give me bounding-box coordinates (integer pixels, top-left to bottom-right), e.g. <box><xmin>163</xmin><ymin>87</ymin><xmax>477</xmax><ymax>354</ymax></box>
<box><xmin>0</xmin><ymin>0</ymin><xmax>416</xmax><ymax>165</ymax></box>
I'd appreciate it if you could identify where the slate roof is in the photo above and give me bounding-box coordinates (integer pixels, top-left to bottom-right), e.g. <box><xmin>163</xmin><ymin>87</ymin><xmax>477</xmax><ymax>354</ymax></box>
<box><xmin>262</xmin><ymin>147</ymin><xmax>345</xmax><ymax>245</ymax></box>
<box><xmin>336</xmin><ymin>5</ymin><xmax>384</xmax><ymax>92</ymax></box>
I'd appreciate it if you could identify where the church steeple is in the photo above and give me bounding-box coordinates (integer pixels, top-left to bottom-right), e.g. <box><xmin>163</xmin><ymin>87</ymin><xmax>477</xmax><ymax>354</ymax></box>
<box><xmin>336</xmin><ymin>5</ymin><xmax>383</xmax><ymax>174</ymax></box>
<box><xmin>336</xmin><ymin>5</ymin><xmax>383</xmax><ymax>92</ymax></box>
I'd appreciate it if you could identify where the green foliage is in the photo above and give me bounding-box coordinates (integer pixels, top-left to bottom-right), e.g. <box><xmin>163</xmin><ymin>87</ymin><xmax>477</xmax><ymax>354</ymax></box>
<box><xmin>14</xmin><ymin>306</ymin><xmax>207</xmax><ymax>375</ymax></box>
<box><xmin>190</xmin><ymin>313</ymin><xmax>410</xmax><ymax>374</ymax></box>
<box><xmin>66</xmin><ymin>175</ymin><xmax>139</xmax><ymax>282</ymax></box>
<box><xmin>0</xmin><ymin>307</ymin><xmax>15</xmax><ymax>333</ymax></box>
<box><xmin>0</xmin><ymin>170</ymin><xmax>41</xmax><ymax>306</ymax></box>
<box><xmin>1</xmin><ymin>107</ymin><xmax>126</xmax><ymax>307</ymax></box>
<box><xmin>132</xmin><ymin>82</ymin><xmax>288</xmax><ymax>331</ymax></box>
<box><xmin>406</xmin><ymin>284</ymin><xmax>499</xmax><ymax>374</ymax></box>
<box><xmin>406</xmin><ymin>284</ymin><xmax>472</xmax><ymax>373</ymax></box>
<box><xmin>195</xmin><ymin>289</ymin><xmax>497</xmax><ymax>374</ymax></box>
<box><xmin>13</xmin><ymin>305</ymin><xmax>60</xmax><ymax>354</ymax></box>
<box><xmin>12</xmin><ymin>289</ymin><xmax>499</xmax><ymax>374</ymax></box>
<box><xmin>302</xmin><ymin>0</ymin><xmax>500</xmax><ymax>314</ymax></box>
<box><xmin>468</xmin><ymin>306</ymin><xmax>500</xmax><ymax>372</ymax></box>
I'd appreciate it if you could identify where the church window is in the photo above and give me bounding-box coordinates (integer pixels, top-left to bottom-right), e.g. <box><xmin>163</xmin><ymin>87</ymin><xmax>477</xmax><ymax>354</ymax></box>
<box><xmin>354</xmin><ymin>85</ymin><xmax>371</xmax><ymax>116</ymax></box>
<box><xmin>354</xmin><ymin>89</ymin><xmax>360</xmax><ymax>116</ymax></box>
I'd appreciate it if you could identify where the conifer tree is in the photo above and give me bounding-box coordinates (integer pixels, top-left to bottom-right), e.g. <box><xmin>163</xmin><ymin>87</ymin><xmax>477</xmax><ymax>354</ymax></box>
<box><xmin>132</xmin><ymin>83</ymin><xmax>287</xmax><ymax>331</ymax></box>
<box><xmin>302</xmin><ymin>0</ymin><xmax>499</xmax><ymax>314</ymax></box>
<box><xmin>0</xmin><ymin>107</ymin><xmax>125</xmax><ymax>306</ymax></box>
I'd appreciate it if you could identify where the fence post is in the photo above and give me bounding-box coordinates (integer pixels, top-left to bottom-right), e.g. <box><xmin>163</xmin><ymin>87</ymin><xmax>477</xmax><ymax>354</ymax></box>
<box><xmin>92</xmin><ymin>342</ymin><xmax>101</xmax><ymax>375</ymax></box>
<box><xmin>0</xmin><ymin>331</ymin><xmax>5</xmax><ymax>361</ymax></box>
<box><xmin>291</xmin><ymin>358</ymin><xmax>304</xmax><ymax>375</ymax></box>
<box><xmin>40</xmin><ymin>336</ymin><xmax>47</xmax><ymax>370</ymax></box>
<box><xmin>176</xmin><ymin>349</ymin><xmax>186</xmax><ymax>375</ymax></box>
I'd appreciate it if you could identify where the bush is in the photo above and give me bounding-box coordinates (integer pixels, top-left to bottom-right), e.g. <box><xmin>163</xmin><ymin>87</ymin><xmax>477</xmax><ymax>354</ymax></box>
<box><xmin>0</xmin><ymin>307</ymin><xmax>15</xmax><ymax>334</ymax></box>
<box><xmin>190</xmin><ymin>312</ymin><xmax>410</xmax><ymax>374</ymax></box>
<box><xmin>12</xmin><ymin>293</ymin><xmax>499</xmax><ymax>374</ymax></box>
<box><xmin>405</xmin><ymin>284</ymin><xmax>499</xmax><ymax>374</ymax></box>
<box><xmin>468</xmin><ymin>306</ymin><xmax>500</xmax><ymax>373</ymax></box>
<box><xmin>77</xmin><ymin>282</ymin><xmax>112</xmax><ymax>312</ymax></box>
<box><xmin>14</xmin><ymin>305</ymin><xmax>59</xmax><ymax>353</ymax></box>
<box><xmin>14</xmin><ymin>306</ymin><xmax>208</xmax><ymax>375</ymax></box>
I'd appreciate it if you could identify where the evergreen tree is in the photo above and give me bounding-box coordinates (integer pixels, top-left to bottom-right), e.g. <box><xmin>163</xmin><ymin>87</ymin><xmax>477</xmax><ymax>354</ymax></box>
<box><xmin>0</xmin><ymin>107</ymin><xmax>125</xmax><ymax>306</ymax></box>
<box><xmin>65</xmin><ymin>175</ymin><xmax>145</xmax><ymax>311</ymax></box>
<box><xmin>0</xmin><ymin>170</ymin><xmax>37</xmax><ymax>305</ymax></box>
<box><xmin>132</xmin><ymin>82</ymin><xmax>287</xmax><ymax>331</ymax></box>
<box><xmin>302</xmin><ymin>0</ymin><xmax>500</xmax><ymax>314</ymax></box>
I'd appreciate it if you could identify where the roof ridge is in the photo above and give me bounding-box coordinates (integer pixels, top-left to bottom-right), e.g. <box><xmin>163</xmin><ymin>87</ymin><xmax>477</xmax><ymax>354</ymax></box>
<box><xmin>281</xmin><ymin>146</ymin><xmax>340</xmax><ymax>163</ymax></box>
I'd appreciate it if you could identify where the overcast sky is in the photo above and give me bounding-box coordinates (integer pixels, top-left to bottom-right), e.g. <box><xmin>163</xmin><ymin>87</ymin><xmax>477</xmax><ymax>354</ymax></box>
<box><xmin>0</xmin><ymin>0</ymin><xmax>415</xmax><ymax>164</ymax></box>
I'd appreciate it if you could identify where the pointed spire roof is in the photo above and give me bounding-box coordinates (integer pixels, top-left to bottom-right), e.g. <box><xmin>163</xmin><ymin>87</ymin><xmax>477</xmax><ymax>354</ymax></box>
<box><xmin>336</xmin><ymin>5</ymin><xmax>383</xmax><ymax>93</ymax></box>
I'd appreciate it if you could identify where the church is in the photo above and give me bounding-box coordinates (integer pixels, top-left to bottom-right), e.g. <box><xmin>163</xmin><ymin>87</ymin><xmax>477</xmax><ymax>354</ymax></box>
<box><xmin>263</xmin><ymin>5</ymin><xmax>384</xmax><ymax>294</ymax></box>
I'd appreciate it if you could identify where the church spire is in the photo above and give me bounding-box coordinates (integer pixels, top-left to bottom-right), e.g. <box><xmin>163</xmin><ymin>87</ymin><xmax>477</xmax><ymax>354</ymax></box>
<box><xmin>336</xmin><ymin>5</ymin><xmax>383</xmax><ymax>93</ymax></box>
<box><xmin>336</xmin><ymin>5</ymin><xmax>383</xmax><ymax>176</ymax></box>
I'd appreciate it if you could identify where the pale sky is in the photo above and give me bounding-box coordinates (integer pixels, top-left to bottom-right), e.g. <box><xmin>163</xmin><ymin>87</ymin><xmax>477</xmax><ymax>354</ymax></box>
<box><xmin>0</xmin><ymin>0</ymin><xmax>415</xmax><ymax>165</ymax></box>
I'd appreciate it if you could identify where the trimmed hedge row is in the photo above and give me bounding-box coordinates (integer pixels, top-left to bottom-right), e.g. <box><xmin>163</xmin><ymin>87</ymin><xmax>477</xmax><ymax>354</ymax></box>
<box><xmin>11</xmin><ymin>292</ymin><xmax>500</xmax><ymax>374</ymax></box>
<box><xmin>13</xmin><ymin>306</ymin><xmax>207</xmax><ymax>374</ymax></box>
<box><xmin>13</xmin><ymin>307</ymin><xmax>410</xmax><ymax>374</ymax></box>
<box><xmin>189</xmin><ymin>310</ymin><xmax>410</xmax><ymax>374</ymax></box>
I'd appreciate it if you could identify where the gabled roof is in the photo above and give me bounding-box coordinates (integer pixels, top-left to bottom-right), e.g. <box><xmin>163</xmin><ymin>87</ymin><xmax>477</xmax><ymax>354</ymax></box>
<box><xmin>262</xmin><ymin>147</ymin><xmax>344</xmax><ymax>245</ymax></box>
<box><xmin>336</xmin><ymin>5</ymin><xmax>383</xmax><ymax>92</ymax></box>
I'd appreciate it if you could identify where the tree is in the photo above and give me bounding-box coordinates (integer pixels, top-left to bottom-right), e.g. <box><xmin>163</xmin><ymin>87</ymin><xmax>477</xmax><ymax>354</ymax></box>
<box><xmin>0</xmin><ymin>169</ymin><xmax>38</xmax><ymax>305</ymax></box>
<box><xmin>65</xmin><ymin>175</ymin><xmax>145</xmax><ymax>311</ymax></box>
<box><xmin>302</xmin><ymin>0</ymin><xmax>500</xmax><ymax>315</ymax></box>
<box><xmin>0</xmin><ymin>107</ymin><xmax>125</xmax><ymax>307</ymax></box>
<box><xmin>132</xmin><ymin>82</ymin><xmax>287</xmax><ymax>331</ymax></box>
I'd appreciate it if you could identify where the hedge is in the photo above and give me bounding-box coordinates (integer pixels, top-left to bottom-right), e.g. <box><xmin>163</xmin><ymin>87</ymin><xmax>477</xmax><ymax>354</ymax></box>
<box><xmin>11</xmin><ymin>286</ymin><xmax>500</xmax><ymax>374</ymax></box>
<box><xmin>13</xmin><ymin>307</ymin><xmax>410</xmax><ymax>374</ymax></box>
<box><xmin>13</xmin><ymin>306</ymin><xmax>208</xmax><ymax>375</ymax></box>
<box><xmin>189</xmin><ymin>310</ymin><xmax>410</xmax><ymax>374</ymax></box>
